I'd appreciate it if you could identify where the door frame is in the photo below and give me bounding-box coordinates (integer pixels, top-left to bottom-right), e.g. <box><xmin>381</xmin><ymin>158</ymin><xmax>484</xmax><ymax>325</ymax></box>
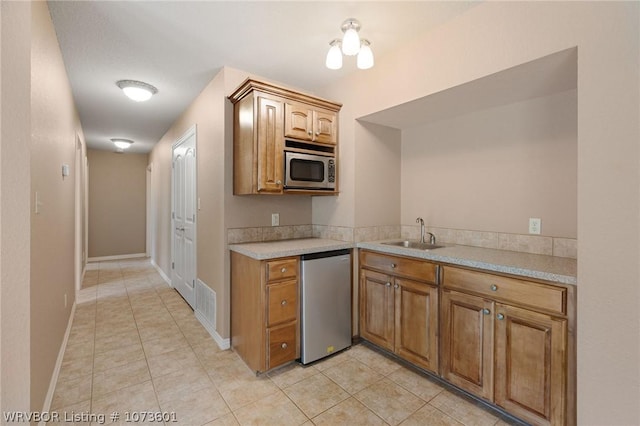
<box><xmin>170</xmin><ymin>125</ymin><xmax>197</xmax><ymax>304</ymax></box>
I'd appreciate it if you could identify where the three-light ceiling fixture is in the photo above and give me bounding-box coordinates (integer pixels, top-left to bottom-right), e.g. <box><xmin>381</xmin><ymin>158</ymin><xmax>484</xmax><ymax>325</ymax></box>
<box><xmin>326</xmin><ymin>18</ymin><xmax>374</xmax><ymax>70</ymax></box>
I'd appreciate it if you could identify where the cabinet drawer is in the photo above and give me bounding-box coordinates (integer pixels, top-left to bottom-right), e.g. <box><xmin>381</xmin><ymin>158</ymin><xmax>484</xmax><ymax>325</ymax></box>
<box><xmin>443</xmin><ymin>266</ymin><xmax>567</xmax><ymax>315</ymax></box>
<box><xmin>267</xmin><ymin>280</ymin><xmax>298</xmax><ymax>326</ymax></box>
<box><xmin>266</xmin><ymin>258</ymin><xmax>298</xmax><ymax>282</ymax></box>
<box><xmin>267</xmin><ymin>322</ymin><xmax>297</xmax><ymax>369</ymax></box>
<box><xmin>361</xmin><ymin>251</ymin><xmax>437</xmax><ymax>283</ymax></box>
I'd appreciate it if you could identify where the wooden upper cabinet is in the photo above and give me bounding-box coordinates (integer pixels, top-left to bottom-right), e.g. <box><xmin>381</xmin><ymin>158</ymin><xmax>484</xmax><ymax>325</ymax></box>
<box><xmin>229</xmin><ymin>79</ymin><xmax>341</xmax><ymax>195</ymax></box>
<box><xmin>257</xmin><ymin>97</ymin><xmax>284</xmax><ymax>193</ymax></box>
<box><xmin>285</xmin><ymin>102</ymin><xmax>337</xmax><ymax>145</ymax></box>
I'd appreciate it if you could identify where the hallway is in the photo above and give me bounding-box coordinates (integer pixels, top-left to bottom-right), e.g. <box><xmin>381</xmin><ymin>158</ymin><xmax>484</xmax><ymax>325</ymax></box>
<box><xmin>50</xmin><ymin>258</ymin><xmax>511</xmax><ymax>425</ymax></box>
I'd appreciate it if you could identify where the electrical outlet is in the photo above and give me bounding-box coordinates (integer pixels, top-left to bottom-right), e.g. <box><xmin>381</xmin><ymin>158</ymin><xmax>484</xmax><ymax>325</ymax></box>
<box><xmin>529</xmin><ymin>218</ymin><xmax>541</xmax><ymax>235</ymax></box>
<box><xmin>271</xmin><ymin>213</ymin><xmax>279</xmax><ymax>227</ymax></box>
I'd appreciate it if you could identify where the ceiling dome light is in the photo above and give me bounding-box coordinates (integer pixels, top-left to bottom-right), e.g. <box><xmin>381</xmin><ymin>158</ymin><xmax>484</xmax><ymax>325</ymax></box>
<box><xmin>357</xmin><ymin>40</ymin><xmax>374</xmax><ymax>70</ymax></box>
<box><xmin>116</xmin><ymin>80</ymin><xmax>158</xmax><ymax>102</ymax></box>
<box><xmin>325</xmin><ymin>39</ymin><xmax>343</xmax><ymax>70</ymax></box>
<box><xmin>110</xmin><ymin>138</ymin><xmax>134</xmax><ymax>150</ymax></box>
<box><xmin>341</xmin><ymin>19</ymin><xmax>361</xmax><ymax>56</ymax></box>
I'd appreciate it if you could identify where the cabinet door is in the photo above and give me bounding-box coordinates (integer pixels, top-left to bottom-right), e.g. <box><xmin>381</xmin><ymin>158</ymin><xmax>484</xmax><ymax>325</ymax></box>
<box><xmin>394</xmin><ymin>278</ymin><xmax>439</xmax><ymax>373</ymax></box>
<box><xmin>257</xmin><ymin>97</ymin><xmax>284</xmax><ymax>193</ymax></box>
<box><xmin>441</xmin><ymin>290</ymin><xmax>494</xmax><ymax>400</ymax></box>
<box><xmin>359</xmin><ymin>269</ymin><xmax>394</xmax><ymax>351</ymax></box>
<box><xmin>495</xmin><ymin>304</ymin><xmax>567</xmax><ymax>426</ymax></box>
<box><xmin>313</xmin><ymin>109</ymin><xmax>337</xmax><ymax>145</ymax></box>
<box><xmin>284</xmin><ymin>103</ymin><xmax>313</xmax><ymax>141</ymax></box>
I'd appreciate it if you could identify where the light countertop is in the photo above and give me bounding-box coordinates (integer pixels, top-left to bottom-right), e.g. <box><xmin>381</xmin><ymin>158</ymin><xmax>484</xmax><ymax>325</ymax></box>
<box><xmin>358</xmin><ymin>240</ymin><xmax>577</xmax><ymax>285</ymax></box>
<box><xmin>228</xmin><ymin>238</ymin><xmax>577</xmax><ymax>285</ymax></box>
<box><xmin>228</xmin><ymin>238</ymin><xmax>353</xmax><ymax>260</ymax></box>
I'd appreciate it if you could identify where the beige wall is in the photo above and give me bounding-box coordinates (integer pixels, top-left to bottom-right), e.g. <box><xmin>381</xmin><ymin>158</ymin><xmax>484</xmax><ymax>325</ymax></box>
<box><xmin>401</xmin><ymin>89</ymin><xmax>577</xmax><ymax>237</ymax></box>
<box><xmin>29</xmin><ymin>0</ymin><xmax>86</xmax><ymax>411</ymax></box>
<box><xmin>88</xmin><ymin>149</ymin><xmax>148</xmax><ymax>258</ymax></box>
<box><xmin>149</xmin><ymin>67</ymin><xmax>312</xmax><ymax>338</ymax></box>
<box><xmin>354</xmin><ymin>121</ymin><xmax>401</xmax><ymax>227</ymax></box>
<box><xmin>313</xmin><ymin>2</ymin><xmax>639</xmax><ymax>423</ymax></box>
<box><xmin>0</xmin><ymin>0</ymin><xmax>32</xmax><ymax>413</ymax></box>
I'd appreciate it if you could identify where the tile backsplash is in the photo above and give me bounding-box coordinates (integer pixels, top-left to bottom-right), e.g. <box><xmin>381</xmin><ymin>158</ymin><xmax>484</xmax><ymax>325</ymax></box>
<box><xmin>227</xmin><ymin>224</ymin><xmax>577</xmax><ymax>259</ymax></box>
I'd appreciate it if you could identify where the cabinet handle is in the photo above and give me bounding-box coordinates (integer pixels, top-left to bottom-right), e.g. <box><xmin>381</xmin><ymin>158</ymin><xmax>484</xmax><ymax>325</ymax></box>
<box><xmin>307</xmin><ymin>130</ymin><xmax>312</xmax><ymax>136</ymax></box>
<box><xmin>281</xmin><ymin>299</ymin><xmax>287</xmax><ymax>306</ymax></box>
<box><xmin>315</xmin><ymin>131</ymin><xmax>320</xmax><ymax>136</ymax></box>
<box><xmin>490</xmin><ymin>284</ymin><xmax>498</xmax><ymax>291</ymax></box>
<box><xmin>390</xmin><ymin>263</ymin><xmax>397</xmax><ymax>269</ymax></box>
<box><xmin>482</xmin><ymin>308</ymin><xmax>491</xmax><ymax>315</ymax></box>
<box><xmin>276</xmin><ymin>180</ymin><xmax>282</xmax><ymax>185</ymax></box>
<box><xmin>496</xmin><ymin>313</ymin><xmax>505</xmax><ymax>320</ymax></box>
<box><xmin>281</xmin><ymin>342</ymin><xmax>288</xmax><ymax>349</ymax></box>
<box><xmin>385</xmin><ymin>282</ymin><xmax>391</xmax><ymax>287</ymax></box>
<box><xmin>281</xmin><ymin>267</ymin><xmax>286</xmax><ymax>273</ymax></box>
<box><xmin>394</xmin><ymin>283</ymin><xmax>399</xmax><ymax>289</ymax></box>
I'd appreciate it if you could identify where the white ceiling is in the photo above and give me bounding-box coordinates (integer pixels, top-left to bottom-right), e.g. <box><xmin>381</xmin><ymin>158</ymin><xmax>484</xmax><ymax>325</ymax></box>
<box><xmin>48</xmin><ymin>1</ymin><xmax>479</xmax><ymax>154</ymax></box>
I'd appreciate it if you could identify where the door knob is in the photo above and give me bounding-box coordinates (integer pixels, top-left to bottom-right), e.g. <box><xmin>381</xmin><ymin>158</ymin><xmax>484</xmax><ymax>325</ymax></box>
<box><xmin>385</xmin><ymin>282</ymin><xmax>391</xmax><ymax>287</ymax></box>
<box><xmin>490</xmin><ymin>284</ymin><xmax>498</xmax><ymax>291</ymax></box>
<box><xmin>281</xmin><ymin>299</ymin><xmax>287</xmax><ymax>306</ymax></box>
<box><xmin>496</xmin><ymin>313</ymin><xmax>505</xmax><ymax>320</ymax></box>
<box><xmin>482</xmin><ymin>308</ymin><xmax>491</xmax><ymax>315</ymax></box>
<box><xmin>281</xmin><ymin>342</ymin><xmax>288</xmax><ymax>349</ymax></box>
<box><xmin>281</xmin><ymin>267</ymin><xmax>286</xmax><ymax>273</ymax></box>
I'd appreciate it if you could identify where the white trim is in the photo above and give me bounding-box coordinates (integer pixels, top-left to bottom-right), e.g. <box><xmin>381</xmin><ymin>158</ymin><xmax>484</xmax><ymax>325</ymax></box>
<box><xmin>195</xmin><ymin>310</ymin><xmax>230</xmax><ymax>350</ymax></box>
<box><xmin>40</xmin><ymin>303</ymin><xmax>76</xmax><ymax>424</ymax></box>
<box><xmin>151</xmin><ymin>258</ymin><xmax>172</xmax><ymax>286</ymax></box>
<box><xmin>87</xmin><ymin>253</ymin><xmax>147</xmax><ymax>262</ymax></box>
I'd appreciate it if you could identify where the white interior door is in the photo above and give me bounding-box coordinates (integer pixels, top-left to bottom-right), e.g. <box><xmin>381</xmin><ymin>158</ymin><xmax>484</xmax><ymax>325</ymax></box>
<box><xmin>172</xmin><ymin>126</ymin><xmax>197</xmax><ymax>308</ymax></box>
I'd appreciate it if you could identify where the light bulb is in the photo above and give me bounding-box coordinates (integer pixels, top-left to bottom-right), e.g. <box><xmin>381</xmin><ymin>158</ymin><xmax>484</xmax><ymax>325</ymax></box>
<box><xmin>341</xmin><ymin>22</ymin><xmax>360</xmax><ymax>56</ymax></box>
<box><xmin>326</xmin><ymin>40</ymin><xmax>343</xmax><ymax>70</ymax></box>
<box><xmin>357</xmin><ymin>40</ymin><xmax>374</xmax><ymax>70</ymax></box>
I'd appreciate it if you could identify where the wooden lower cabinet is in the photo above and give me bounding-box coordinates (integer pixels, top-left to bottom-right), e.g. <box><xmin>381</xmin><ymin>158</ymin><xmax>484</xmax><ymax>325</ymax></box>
<box><xmin>231</xmin><ymin>251</ymin><xmax>299</xmax><ymax>373</ymax></box>
<box><xmin>441</xmin><ymin>289</ymin><xmax>494</xmax><ymax>400</ymax></box>
<box><xmin>494</xmin><ymin>304</ymin><xmax>567</xmax><ymax>426</ymax></box>
<box><xmin>359</xmin><ymin>251</ymin><xmax>439</xmax><ymax>373</ymax></box>
<box><xmin>441</xmin><ymin>265</ymin><xmax>573</xmax><ymax>426</ymax></box>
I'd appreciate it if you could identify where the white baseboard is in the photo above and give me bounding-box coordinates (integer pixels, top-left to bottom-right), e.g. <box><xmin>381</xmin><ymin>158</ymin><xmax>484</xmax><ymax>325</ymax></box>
<box><xmin>40</xmin><ymin>303</ymin><xmax>76</xmax><ymax>425</ymax></box>
<box><xmin>151</xmin><ymin>258</ymin><xmax>172</xmax><ymax>286</ymax></box>
<box><xmin>87</xmin><ymin>253</ymin><xmax>147</xmax><ymax>262</ymax></box>
<box><xmin>195</xmin><ymin>310</ymin><xmax>230</xmax><ymax>350</ymax></box>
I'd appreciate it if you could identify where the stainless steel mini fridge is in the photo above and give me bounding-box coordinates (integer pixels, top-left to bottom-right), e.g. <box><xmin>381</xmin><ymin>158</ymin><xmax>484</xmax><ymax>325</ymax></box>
<box><xmin>300</xmin><ymin>249</ymin><xmax>352</xmax><ymax>364</ymax></box>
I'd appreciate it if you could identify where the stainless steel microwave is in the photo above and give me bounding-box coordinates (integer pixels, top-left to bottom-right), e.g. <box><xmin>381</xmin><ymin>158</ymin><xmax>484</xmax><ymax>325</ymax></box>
<box><xmin>284</xmin><ymin>151</ymin><xmax>336</xmax><ymax>190</ymax></box>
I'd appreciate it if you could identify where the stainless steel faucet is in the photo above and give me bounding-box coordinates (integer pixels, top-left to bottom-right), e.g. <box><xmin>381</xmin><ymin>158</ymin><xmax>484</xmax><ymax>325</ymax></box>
<box><xmin>416</xmin><ymin>217</ymin><xmax>436</xmax><ymax>244</ymax></box>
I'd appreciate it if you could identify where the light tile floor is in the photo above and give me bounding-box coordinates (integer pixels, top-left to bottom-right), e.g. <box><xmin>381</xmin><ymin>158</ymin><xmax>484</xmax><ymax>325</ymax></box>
<box><xmin>50</xmin><ymin>258</ymin><xmax>518</xmax><ymax>426</ymax></box>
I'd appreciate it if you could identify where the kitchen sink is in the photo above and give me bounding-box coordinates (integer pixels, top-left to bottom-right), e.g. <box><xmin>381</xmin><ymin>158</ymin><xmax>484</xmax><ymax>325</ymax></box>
<box><xmin>382</xmin><ymin>240</ymin><xmax>445</xmax><ymax>250</ymax></box>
